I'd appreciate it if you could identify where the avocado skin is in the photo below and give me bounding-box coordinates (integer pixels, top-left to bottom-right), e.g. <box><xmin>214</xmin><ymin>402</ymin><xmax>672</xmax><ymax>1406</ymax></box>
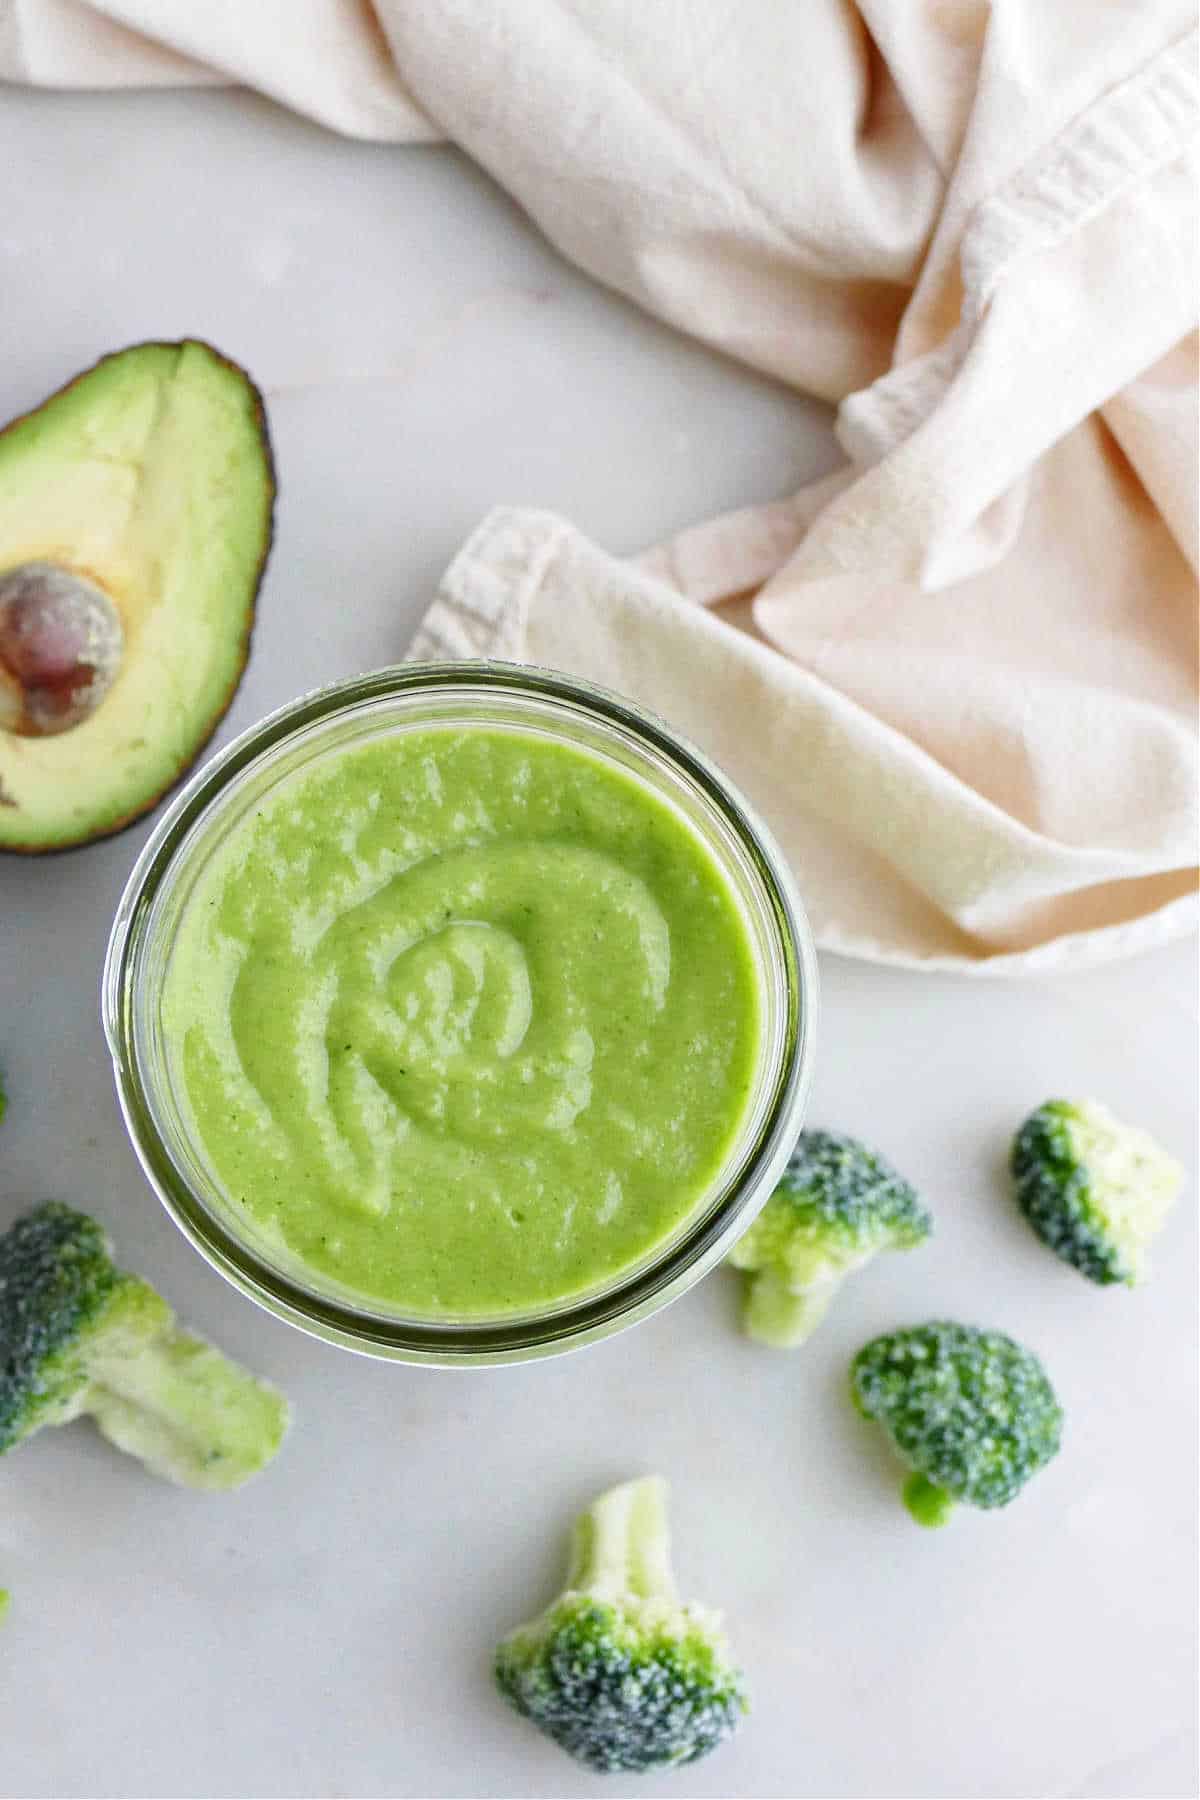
<box><xmin>0</xmin><ymin>339</ymin><xmax>276</xmax><ymax>855</ymax></box>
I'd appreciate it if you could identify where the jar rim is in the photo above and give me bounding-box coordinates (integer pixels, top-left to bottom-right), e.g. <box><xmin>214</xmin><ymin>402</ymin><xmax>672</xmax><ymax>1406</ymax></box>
<box><xmin>103</xmin><ymin>661</ymin><xmax>818</xmax><ymax>1365</ymax></box>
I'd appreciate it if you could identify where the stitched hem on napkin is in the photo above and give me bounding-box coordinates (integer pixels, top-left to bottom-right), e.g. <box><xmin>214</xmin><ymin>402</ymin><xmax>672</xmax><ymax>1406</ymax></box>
<box><xmin>839</xmin><ymin>27</ymin><xmax>1200</xmax><ymax>468</ymax></box>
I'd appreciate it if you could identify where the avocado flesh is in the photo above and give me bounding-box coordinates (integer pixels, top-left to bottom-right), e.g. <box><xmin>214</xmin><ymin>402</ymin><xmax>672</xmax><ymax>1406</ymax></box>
<box><xmin>0</xmin><ymin>341</ymin><xmax>274</xmax><ymax>851</ymax></box>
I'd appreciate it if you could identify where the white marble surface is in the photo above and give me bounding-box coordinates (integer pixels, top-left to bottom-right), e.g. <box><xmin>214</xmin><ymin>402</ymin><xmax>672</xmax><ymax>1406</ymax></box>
<box><xmin>0</xmin><ymin>86</ymin><xmax>1196</xmax><ymax>1800</ymax></box>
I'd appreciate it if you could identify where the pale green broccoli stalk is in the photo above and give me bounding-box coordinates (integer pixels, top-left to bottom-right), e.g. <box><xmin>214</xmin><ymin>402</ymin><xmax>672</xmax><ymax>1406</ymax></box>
<box><xmin>494</xmin><ymin>1476</ymin><xmax>747</xmax><ymax>1773</ymax></box>
<box><xmin>1011</xmin><ymin>1099</ymin><xmax>1182</xmax><ymax>1286</ymax></box>
<box><xmin>729</xmin><ymin>1130</ymin><xmax>932</xmax><ymax>1346</ymax></box>
<box><xmin>0</xmin><ymin>1202</ymin><xmax>288</xmax><ymax>1488</ymax></box>
<box><xmin>851</xmin><ymin>1321</ymin><xmax>1063</xmax><ymax>1527</ymax></box>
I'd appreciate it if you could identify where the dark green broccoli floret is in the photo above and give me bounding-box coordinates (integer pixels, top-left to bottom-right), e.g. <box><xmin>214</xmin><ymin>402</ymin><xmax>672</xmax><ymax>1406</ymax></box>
<box><xmin>1011</xmin><ymin>1099</ymin><xmax>1182</xmax><ymax>1286</ymax></box>
<box><xmin>494</xmin><ymin>1476</ymin><xmax>746</xmax><ymax>1773</ymax></box>
<box><xmin>0</xmin><ymin>1202</ymin><xmax>288</xmax><ymax>1488</ymax></box>
<box><xmin>728</xmin><ymin>1129</ymin><xmax>932</xmax><ymax>1346</ymax></box>
<box><xmin>851</xmin><ymin>1321</ymin><xmax>1062</xmax><ymax>1527</ymax></box>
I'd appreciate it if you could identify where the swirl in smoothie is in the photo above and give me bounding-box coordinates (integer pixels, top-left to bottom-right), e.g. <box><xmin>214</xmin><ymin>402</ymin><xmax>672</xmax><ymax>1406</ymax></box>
<box><xmin>162</xmin><ymin>727</ymin><xmax>761</xmax><ymax>1317</ymax></box>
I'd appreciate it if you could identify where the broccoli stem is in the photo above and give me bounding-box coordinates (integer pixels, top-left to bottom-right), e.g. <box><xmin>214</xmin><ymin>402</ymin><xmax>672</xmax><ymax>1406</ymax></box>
<box><xmin>84</xmin><ymin>1328</ymin><xmax>287</xmax><ymax>1491</ymax></box>
<box><xmin>902</xmin><ymin>1472</ymin><xmax>956</xmax><ymax>1528</ymax></box>
<box><xmin>742</xmin><ymin>1269</ymin><xmax>838</xmax><ymax>1348</ymax></box>
<box><xmin>566</xmin><ymin>1476</ymin><xmax>677</xmax><ymax>1603</ymax></box>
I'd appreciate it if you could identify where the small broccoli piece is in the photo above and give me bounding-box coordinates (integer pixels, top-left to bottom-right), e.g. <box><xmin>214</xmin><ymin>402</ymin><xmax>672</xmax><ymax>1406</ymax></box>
<box><xmin>0</xmin><ymin>1202</ymin><xmax>288</xmax><ymax>1488</ymax></box>
<box><xmin>728</xmin><ymin>1129</ymin><xmax>932</xmax><ymax>1346</ymax></box>
<box><xmin>851</xmin><ymin>1321</ymin><xmax>1062</xmax><ymax>1526</ymax></box>
<box><xmin>1011</xmin><ymin>1099</ymin><xmax>1182</xmax><ymax>1286</ymax></box>
<box><xmin>494</xmin><ymin>1476</ymin><xmax>747</xmax><ymax>1773</ymax></box>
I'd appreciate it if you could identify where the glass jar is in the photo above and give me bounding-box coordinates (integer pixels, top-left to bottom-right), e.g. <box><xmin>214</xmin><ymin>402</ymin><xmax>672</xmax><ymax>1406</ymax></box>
<box><xmin>103</xmin><ymin>663</ymin><xmax>818</xmax><ymax>1364</ymax></box>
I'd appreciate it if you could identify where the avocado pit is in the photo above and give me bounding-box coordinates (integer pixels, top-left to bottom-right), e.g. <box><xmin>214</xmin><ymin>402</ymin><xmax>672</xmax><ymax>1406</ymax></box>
<box><xmin>0</xmin><ymin>562</ymin><xmax>123</xmax><ymax>737</ymax></box>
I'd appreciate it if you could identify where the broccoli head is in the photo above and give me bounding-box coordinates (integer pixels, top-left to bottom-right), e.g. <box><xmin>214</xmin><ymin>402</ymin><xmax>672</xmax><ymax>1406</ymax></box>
<box><xmin>1011</xmin><ymin>1099</ymin><xmax>1182</xmax><ymax>1286</ymax></box>
<box><xmin>494</xmin><ymin>1476</ymin><xmax>747</xmax><ymax>1773</ymax></box>
<box><xmin>0</xmin><ymin>1201</ymin><xmax>288</xmax><ymax>1488</ymax></box>
<box><xmin>728</xmin><ymin>1129</ymin><xmax>932</xmax><ymax>1346</ymax></box>
<box><xmin>851</xmin><ymin>1321</ymin><xmax>1062</xmax><ymax>1527</ymax></box>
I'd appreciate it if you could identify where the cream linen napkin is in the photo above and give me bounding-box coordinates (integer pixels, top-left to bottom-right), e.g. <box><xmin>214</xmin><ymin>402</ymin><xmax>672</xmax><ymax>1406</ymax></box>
<box><xmin>4</xmin><ymin>0</ymin><xmax>1197</xmax><ymax>970</ymax></box>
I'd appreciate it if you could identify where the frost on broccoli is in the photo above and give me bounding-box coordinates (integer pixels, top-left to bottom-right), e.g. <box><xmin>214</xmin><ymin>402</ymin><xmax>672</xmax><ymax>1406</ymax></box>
<box><xmin>851</xmin><ymin>1321</ymin><xmax>1063</xmax><ymax>1527</ymax></box>
<box><xmin>0</xmin><ymin>1201</ymin><xmax>288</xmax><ymax>1488</ymax></box>
<box><xmin>1011</xmin><ymin>1099</ymin><xmax>1182</xmax><ymax>1287</ymax></box>
<box><xmin>728</xmin><ymin>1130</ymin><xmax>932</xmax><ymax>1346</ymax></box>
<box><xmin>494</xmin><ymin>1476</ymin><xmax>747</xmax><ymax>1773</ymax></box>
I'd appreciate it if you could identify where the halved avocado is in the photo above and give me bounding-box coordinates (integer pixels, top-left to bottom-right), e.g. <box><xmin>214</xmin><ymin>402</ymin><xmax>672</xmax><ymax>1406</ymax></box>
<box><xmin>0</xmin><ymin>341</ymin><xmax>274</xmax><ymax>852</ymax></box>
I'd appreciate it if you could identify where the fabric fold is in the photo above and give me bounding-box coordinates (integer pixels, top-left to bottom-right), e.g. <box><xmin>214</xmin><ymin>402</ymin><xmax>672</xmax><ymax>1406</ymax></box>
<box><xmin>410</xmin><ymin>507</ymin><xmax>1197</xmax><ymax>973</ymax></box>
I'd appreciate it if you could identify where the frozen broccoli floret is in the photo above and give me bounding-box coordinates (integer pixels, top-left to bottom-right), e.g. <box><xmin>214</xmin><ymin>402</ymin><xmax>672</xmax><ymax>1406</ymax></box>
<box><xmin>1011</xmin><ymin>1099</ymin><xmax>1182</xmax><ymax>1286</ymax></box>
<box><xmin>494</xmin><ymin>1476</ymin><xmax>747</xmax><ymax>1772</ymax></box>
<box><xmin>0</xmin><ymin>1201</ymin><xmax>288</xmax><ymax>1488</ymax></box>
<box><xmin>728</xmin><ymin>1130</ymin><xmax>932</xmax><ymax>1346</ymax></box>
<box><xmin>851</xmin><ymin>1321</ymin><xmax>1063</xmax><ymax>1527</ymax></box>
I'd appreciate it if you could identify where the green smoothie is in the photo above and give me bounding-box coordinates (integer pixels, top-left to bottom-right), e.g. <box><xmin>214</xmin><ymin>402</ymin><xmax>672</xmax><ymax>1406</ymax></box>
<box><xmin>162</xmin><ymin>726</ymin><xmax>761</xmax><ymax>1317</ymax></box>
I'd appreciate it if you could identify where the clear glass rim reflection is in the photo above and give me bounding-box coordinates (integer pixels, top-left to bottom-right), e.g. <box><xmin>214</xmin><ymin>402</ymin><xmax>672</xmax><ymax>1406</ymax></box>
<box><xmin>103</xmin><ymin>662</ymin><xmax>819</xmax><ymax>1365</ymax></box>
